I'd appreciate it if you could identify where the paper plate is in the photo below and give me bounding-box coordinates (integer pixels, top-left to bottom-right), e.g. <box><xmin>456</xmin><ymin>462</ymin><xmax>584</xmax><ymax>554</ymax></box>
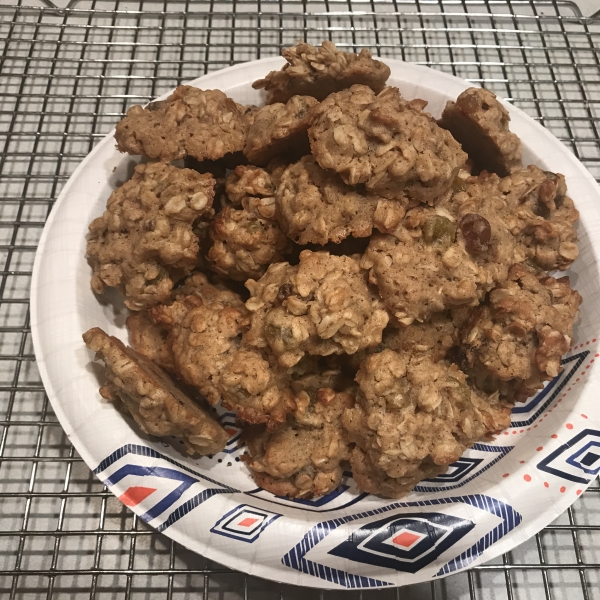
<box><xmin>30</xmin><ymin>58</ymin><xmax>600</xmax><ymax>589</ymax></box>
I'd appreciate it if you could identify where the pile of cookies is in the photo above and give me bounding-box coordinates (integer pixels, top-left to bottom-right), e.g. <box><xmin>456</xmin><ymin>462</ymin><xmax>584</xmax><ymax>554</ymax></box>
<box><xmin>83</xmin><ymin>41</ymin><xmax>581</xmax><ymax>499</ymax></box>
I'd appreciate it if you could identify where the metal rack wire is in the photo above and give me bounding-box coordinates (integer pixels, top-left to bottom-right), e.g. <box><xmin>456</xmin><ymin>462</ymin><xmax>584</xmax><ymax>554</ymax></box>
<box><xmin>1</xmin><ymin>0</ymin><xmax>600</xmax><ymax>598</ymax></box>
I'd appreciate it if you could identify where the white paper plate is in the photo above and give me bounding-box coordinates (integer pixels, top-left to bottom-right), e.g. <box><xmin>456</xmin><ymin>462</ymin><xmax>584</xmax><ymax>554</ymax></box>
<box><xmin>31</xmin><ymin>58</ymin><xmax>600</xmax><ymax>589</ymax></box>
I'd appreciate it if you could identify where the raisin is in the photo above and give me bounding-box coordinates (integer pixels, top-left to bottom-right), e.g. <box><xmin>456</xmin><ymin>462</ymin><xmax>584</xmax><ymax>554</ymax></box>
<box><xmin>459</xmin><ymin>213</ymin><xmax>491</xmax><ymax>254</ymax></box>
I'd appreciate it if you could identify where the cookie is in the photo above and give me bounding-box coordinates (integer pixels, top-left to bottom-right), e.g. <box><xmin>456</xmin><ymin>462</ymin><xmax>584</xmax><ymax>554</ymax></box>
<box><xmin>115</xmin><ymin>86</ymin><xmax>248</xmax><ymax>162</ymax></box>
<box><xmin>245</xmin><ymin>251</ymin><xmax>389</xmax><ymax>367</ymax></box>
<box><xmin>309</xmin><ymin>85</ymin><xmax>467</xmax><ymax>202</ymax></box>
<box><xmin>252</xmin><ymin>41</ymin><xmax>390</xmax><ymax>104</ymax></box>
<box><xmin>86</xmin><ymin>162</ymin><xmax>215</xmax><ymax>310</ymax></box>
<box><xmin>243</xmin><ymin>95</ymin><xmax>318</xmax><ymax>166</ymax></box>
<box><xmin>83</xmin><ymin>327</ymin><xmax>228</xmax><ymax>456</ymax></box>
<box><xmin>439</xmin><ymin>87</ymin><xmax>522</xmax><ymax>176</ymax></box>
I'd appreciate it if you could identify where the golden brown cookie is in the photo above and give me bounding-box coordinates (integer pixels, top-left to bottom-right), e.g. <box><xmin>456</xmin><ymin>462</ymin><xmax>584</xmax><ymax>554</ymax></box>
<box><xmin>243</xmin><ymin>388</ymin><xmax>354</xmax><ymax>498</ymax></box>
<box><xmin>115</xmin><ymin>86</ymin><xmax>248</xmax><ymax>162</ymax></box>
<box><xmin>150</xmin><ymin>290</ymin><xmax>249</xmax><ymax>405</ymax></box>
<box><xmin>83</xmin><ymin>327</ymin><xmax>228</xmax><ymax>456</ymax></box>
<box><xmin>498</xmin><ymin>166</ymin><xmax>579</xmax><ymax>271</ymax></box>
<box><xmin>245</xmin><ymin>251</ymin><xmax>389</xmax><ymax>367</ymax></box>
<box><xmin>439</xmin><ymin>87</ymin><xmax>522</xmax><ymax>176</ymax></box>
<box><xmin>86</xmin><ymin>163</ymin><xmax>215</xmax><ymax>310</ymax></box>
<box><xmin>126</xmin><ymin>271</ymin><xmax>246</xmax><ymax>371</ymax></box>
<box><xmin>343</xmin><ymin>349</ymin><xmax>505</xmax><ymax>497</ymax></box>
<box><xmin>309</xmin><ymin>85</ymin><xmax>467</xmax><ymax>202</ymax></box>
<box><xmin>459</xmin><ymin>264</ymin><xmax>581</xmax><ymax>401</ymax></box>
<box><xmin>207</xmin><ymin>205</ymin><xmax>291</xmax><ymax>282</ymax></box>
<box><xmin>252</xmin><ymin>41</ymin><xmax>390</xmax><ymax>104</ymax></box>
<box><xmin>361</xmin><ymin>208</ymin><xmax>513</xmax><ymax>325</ymax></box>
<box><xmin>276</xmin><ymin>156</ymin><xmax>377</xmax><ymax>245</ymax></box>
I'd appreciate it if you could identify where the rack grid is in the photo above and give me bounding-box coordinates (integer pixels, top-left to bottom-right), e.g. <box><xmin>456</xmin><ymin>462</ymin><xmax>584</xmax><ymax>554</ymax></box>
<box><xmin>1</xmin><ymin>0</ymin><xmax>600</xmax><ymax>598</ymax></box>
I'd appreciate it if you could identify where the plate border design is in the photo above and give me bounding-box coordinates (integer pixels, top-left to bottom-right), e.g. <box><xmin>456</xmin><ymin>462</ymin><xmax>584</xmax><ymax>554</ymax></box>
<box><xmin>210</xmin><ymin>504</ymin><xmax>282</xmax><ymax>543</ymax></box>
<box><xmin>93</xmin><ymin>443</ymin><xmax>240</xmax><ymax>490</ymax></box>
<box><xmin>94</xmin><ymin>444</ymin><xmax>238</xmax><ymax>531</ymax></box>
<box><xmin>537</xmin><ymin>428</ymin><xmax>600</xmax><ymax>484</ymax></box>
<box><xmin>281</xmin><ymin>494</ymin><xmax>522</xmax><ymax>587</ymax></box>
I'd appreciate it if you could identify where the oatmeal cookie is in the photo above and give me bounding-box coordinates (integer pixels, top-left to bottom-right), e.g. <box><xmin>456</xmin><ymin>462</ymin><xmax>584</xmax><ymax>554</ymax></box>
<box><xmin>309</xmin><ymin>85</ymin><xmax>467</xmax><ymax>202</ymax></box>
<box><xmin>349</xmin><ymin>388</ymin><xmax>511</xmax><ymax>498</ymax></box>
<box><xmin>126</xmin><ymin>271</ymin><xmax>239</xmax><ymax>371</ymax></box>
<box><xmin>445</xmin><ymin>166</ymin><xmax>578</xmax><ymax>272</ymax></box>
<box><xmin>86</xmin><ymin>163</ymin><xmax>215</xmax><ymax>310</ymax></box>
<box><xmin>361</xmin><ymin>197</ymin><xmax>515</xmax><ymax>324</ymax></box>
<box><xmin>252</xmin><ymin>41</ymin><xmax>390</xmax><ymax>104</ymax></box>
<box><xmin>243</xmin><ymin>388</ymin><xmax>354</xmax><ymax>498</ymax></box>
<box><xmin>150</xmin><ymin>289</ymin><xmax>250</xmax><ymax>405</ymax></box>
<box><xmin>83</xmin><ymin>327</ymin><xmax>228</xmax><ymax>456</ymax></box>
<box><xmin>500</xmin><ymin>166</ymin><xmax>579</xmax><ymax>271</ymax></box>
<box><xmin>276</xmin><ymin>156</ymin><xmax>405</xmax><ymax>245</ymax></box>
<box><xmin>439</xmin><ymin>87</ymin><xmax>522</xmax><ymax>176</ymax></box>
<box><xmin>244</xmin><ymin>95</ymin><xmax>318</xmax><ymax>166</ymax></box>
<box><xmin>459</xmin><ymin>264</ymin><xmax>581</xmax><ymax>401</ymax></box>
<box><xmin>245</xmin><ymin>251</ymin><xmax>389</xmax><ymax>367</ymax></box>
<box><xmin>207</xmin><ymin>205</ymin><xmax>292</xmax><ymax>281</ymax></box>
<box><xmin>151</xmin><ymin>287</ymin><xmax>293</xmax><ymax>427</ymax></box>
<box><xmin>115</xmin><ymin>86</ymin><xmax>248</xmax><ymax>162</ymax></box>
<box><xmin>343</xmin><ymin>349</ymin><xmax>502</xmax><ymax>497</ymax></box>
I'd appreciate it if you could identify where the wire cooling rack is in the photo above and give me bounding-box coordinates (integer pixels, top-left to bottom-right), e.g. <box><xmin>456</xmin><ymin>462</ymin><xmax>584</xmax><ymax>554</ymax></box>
<box><xmin>1</xmin><ymin>0</ymin><xmax>600</xmax><ymax>598</ymax></box>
